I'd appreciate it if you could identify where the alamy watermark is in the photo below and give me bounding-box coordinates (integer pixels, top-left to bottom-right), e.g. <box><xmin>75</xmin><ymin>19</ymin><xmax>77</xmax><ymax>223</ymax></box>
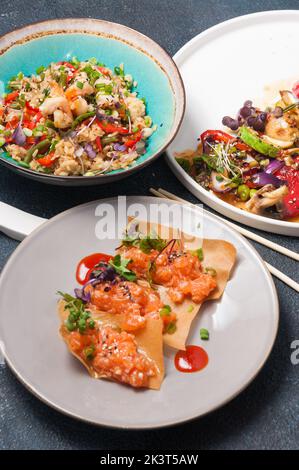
<box><xmin>93</xmin><ymin>196</ymin><xmax>204</xmax><ymax>240</ymax></box>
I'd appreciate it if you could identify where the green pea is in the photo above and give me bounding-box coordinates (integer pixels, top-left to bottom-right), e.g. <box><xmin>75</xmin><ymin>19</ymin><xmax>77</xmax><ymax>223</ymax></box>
<box><xmin>78</xmin><ymin>318</ymin><xmax>86</xmax><ymax>332</ymax></box>
<box><xmin>66</xmin><ymin>319</ymin><xmax>76</xmax><ymax>332</ymax></box>
<box><xmin>237</xmin><ymin>184</ymin><xmax>250</xmax><ymax>202</ymax></box>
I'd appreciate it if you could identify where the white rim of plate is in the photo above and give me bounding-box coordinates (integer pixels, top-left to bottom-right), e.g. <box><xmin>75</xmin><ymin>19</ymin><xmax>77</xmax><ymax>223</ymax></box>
<box><xmin>166</xmin><ymin>10</ymin><xmax>299</xmax><ymax>233</ymax></box>
<box><xmin>0</xmin><ymin>197</ymin><xmax>279</xmax><ymax>429</ymax></box>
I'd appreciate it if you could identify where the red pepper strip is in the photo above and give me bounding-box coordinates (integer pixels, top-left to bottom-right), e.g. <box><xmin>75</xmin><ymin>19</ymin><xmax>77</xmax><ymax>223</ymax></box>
<box><xmin>23</xmin><ymin>120</ymin><xmax>35</xmax><ymax>130</ymax></box>
<box><xmin>276</xmin><ymin>165</ymin><xmax>299</xmax><ymax>218</ymax></box>
<box><xmin>34</xmin><ymin>112</ymin><xmax>43</xmax><ymax>123</ymax></box>
<box><xmin>58</xmin><ymin>61</ymin><xmax>76</xmax><ymax>72</ymax></box>
<box><xmin>96</xmin><ymin>119</ymin><xmax>129</xmax><ymax>135</ymax></box>
<box><xmin>5</xmin><ymin>91</ymin><xmax>19</xmax><ymax>104</ymax></box>
<box><xmin>95</xmin><ymin>136</ymin><xmax>102</xmax><ymax>152</ymax></box>
<box><xmin>37</xmin><ymin>152</ymin><xmax>55</xmax><ymax>167</ymax></box>
<box><xmin>200</xmin><ymin>129</ymin><xmax>250</xmax><ymax>152</ymax></box>
<box><xmin>125</xmin><ymin>131</ymin><xmax>142</xmax><ymax>148</ymax></box>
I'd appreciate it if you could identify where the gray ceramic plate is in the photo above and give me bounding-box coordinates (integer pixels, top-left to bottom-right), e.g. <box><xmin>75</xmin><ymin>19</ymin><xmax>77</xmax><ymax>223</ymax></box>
<box><xmin>0</xmin><ymin>197</ymin><xmax>279</xmax><ymax>429</ymax></box>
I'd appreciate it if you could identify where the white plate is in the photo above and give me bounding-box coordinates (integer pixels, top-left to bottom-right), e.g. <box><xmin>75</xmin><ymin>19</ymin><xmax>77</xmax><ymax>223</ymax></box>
<box><xmin>166</xmin><ymin>10</ymin><xmax>299</xmax><ymax>236</ymax></box>
<box><xmin>0</xmin><ymin>197</ymin><xmax>278</xmax><ymax>428</ymax></box>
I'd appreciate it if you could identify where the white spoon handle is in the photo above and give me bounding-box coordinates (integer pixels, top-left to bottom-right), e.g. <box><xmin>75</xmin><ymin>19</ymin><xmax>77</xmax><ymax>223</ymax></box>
<box><xmin>0</xmin><ymin>202</ymin><xmax>46</xmax><ymax>241</ymax></box>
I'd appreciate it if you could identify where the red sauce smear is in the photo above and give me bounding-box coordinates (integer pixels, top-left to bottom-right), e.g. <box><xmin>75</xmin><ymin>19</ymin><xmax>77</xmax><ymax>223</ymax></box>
<box><xmin>76</xmin><ymin>253</ymin><xmax>112</xmax><ymax>285</ymax></box>
<box><xmin>175</xmin><ymin>345</ymin><xmax>209</xmax><ymax>373</ymax></box>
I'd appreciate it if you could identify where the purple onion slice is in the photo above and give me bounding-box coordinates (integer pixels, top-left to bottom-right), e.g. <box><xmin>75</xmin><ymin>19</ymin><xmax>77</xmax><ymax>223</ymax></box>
<box><xmin>253</xmin><ymin>171</ymin><xmax>284</xmax><ymax>188</ymax></box>
<box><xmin>12</xmin><ymin>122</ymin><xmax>26</xmax><ymax>146</ymax></box>
<box><xmin>84</xmin><ymin>143</ymin><xmax>97</xmax><ymax>159</ymax></box>
<box><xmin>264</xmin><ymin>159</ymin><xmax>285</xmax><ymax>174</ymax></box>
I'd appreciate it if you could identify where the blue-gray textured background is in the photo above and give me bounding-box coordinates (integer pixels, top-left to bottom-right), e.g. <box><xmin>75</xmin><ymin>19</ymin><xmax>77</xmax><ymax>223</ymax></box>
<box><xmin>0</xmin><ymin>0</ymin><xmax>298</xmax><ymax>450</ymax></box>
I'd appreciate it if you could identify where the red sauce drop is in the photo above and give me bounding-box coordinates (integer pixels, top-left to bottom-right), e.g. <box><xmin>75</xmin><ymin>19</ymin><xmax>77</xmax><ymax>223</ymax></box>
<box><xmin>175</xmin><ymin>345</ymin><xmax>209</xmax><ymax>373</ymax></box>
<box><xmin>76</xmin><ymin>253</ymin><xmax>113</xmax><ymax>285</ymax></box>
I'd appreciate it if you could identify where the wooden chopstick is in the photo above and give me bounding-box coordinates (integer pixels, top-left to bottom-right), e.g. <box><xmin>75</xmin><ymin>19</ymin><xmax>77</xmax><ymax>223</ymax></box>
<box><xmin>155</xmin><ymin>188</ymin><xmax>299</xmax><ymax>262</ymax></box>
<box><xmin>150</xmin><ymin>187</ymin><xmax>299</xmax><ymax>293</ymax></box>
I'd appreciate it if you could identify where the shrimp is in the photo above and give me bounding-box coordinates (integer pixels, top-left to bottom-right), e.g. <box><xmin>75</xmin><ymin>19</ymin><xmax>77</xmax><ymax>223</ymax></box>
<box><xmin>40</xmin><ymin>96</ymin><xmax>73</xmax><ymax>129</ymax></box>
<box><xmin>39</xmin><ymin>80</ymin><xmax>74</xmax><ymax>129</ymax></box>
<box><xmin>65</xmin><ymin>77</ymin><xmax>94</xmax><ymax>117</ymax></box>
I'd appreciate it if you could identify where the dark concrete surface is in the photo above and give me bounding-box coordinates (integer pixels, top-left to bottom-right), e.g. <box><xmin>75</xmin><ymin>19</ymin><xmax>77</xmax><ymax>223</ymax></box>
<box><xmin>0</xmin><ymin>0</ymin><xmax>298</xmax><ymax>450</ymax></box>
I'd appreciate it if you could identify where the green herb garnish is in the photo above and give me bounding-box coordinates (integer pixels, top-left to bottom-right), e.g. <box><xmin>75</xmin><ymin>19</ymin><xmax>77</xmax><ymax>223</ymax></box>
<box><xmin>57</xmin><ymin>291</ymin><xmax>95</xmax><ymax>333</ymax></box>
<box><xmin>190</xmin><ymin>247</ymin><xmax>204</xmax><ymax>261</ymax></box>
<box><xmin>108</xmin><ymin>255</ymin><xmax>136</xmax><ymax>281</ymax></box>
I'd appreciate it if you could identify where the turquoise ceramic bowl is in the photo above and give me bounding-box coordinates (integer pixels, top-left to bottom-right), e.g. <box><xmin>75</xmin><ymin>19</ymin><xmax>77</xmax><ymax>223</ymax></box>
<box><xmin>0</xmin><ymin>19</ymin><xmax>185</xmax><ymax>185</ymax></box>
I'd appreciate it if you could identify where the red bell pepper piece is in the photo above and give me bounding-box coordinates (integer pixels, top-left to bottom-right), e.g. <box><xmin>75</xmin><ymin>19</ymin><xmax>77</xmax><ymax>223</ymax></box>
<box><xmin>276</xmin><ymin>164</ymin><xmax>299</xmax><ymax>218</ymax></box>
<box><xmin>96</xmin><ymin>120</ymin><xmax>129</xmax><ymax>135</ymax></box>
<box><xmin>95</xmin><ymin>136</ymin><xmax>102</xmax><ymax>152</ymax></box>
<box><xmin>97</xmin><ymin>66</ymin><xmax>110</xmax><ymax>76</ymax></box>
<box><xmin>25</xmin><ymin>101</ymin><xmax>40</xmax><ymax>114</ymax></box>
<box><xmin>37</xmin><ymin>152</ymin><xmax>55</xmax><ymax>167</ymax></box>
<box><xmin>5</xmin><ymin>91</ymin><xmax>19</xmax><ymax>104</ymax></box>
<box><xmin>34</xmin><ymin>111</ymin><xmax>43</xmax><ymax>123</ymax></box>
<box><xmin>125</xmin><ymin>131</ymin><xmax>142</xmax><ymax>148</ymax></box>
<box><xmin>200</xmin><ymin>129</ymin><xmax>250</xmax><ymax>152</ymax></box>
<box><xmin>58</xmin><ymin>61</ymin><xmax>76</xmax><ymax>72</ymax></box>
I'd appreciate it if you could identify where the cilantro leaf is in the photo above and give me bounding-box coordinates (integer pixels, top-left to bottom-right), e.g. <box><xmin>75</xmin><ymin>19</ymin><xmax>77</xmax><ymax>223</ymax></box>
<box><xmin>108</xmin><ymin>255</ymin><xmax>137</xmax><ymax>281</ymax></box>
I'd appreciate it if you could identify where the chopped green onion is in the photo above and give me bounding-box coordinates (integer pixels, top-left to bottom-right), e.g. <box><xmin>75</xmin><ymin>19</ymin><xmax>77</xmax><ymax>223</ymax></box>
<box><xmin>144</xmin><ymin>116</ymin><xmax>151</xmax><ymax>127</ymax></box>
<box><xmin>84</xmin><ymin>345</ymin><xmax>95</xmax><ymax>360</ymax></box>
<box><xmin>200</xmin><ymin>328</ymin><xmax>209</xmax><ymax>340</ymax></box>
<box><xmin>88</xmin><ymin>57</ymin><xmax>98</xmax><ymax>65</ymax></box>
<box><xmin>36</xmin><ymin>65</ymin><xmax>45</xmax><ymax>75</ymax></box>
<box><xmin>0</xmin><ymin>137</ymin><xmax>5</xmax><ymax>147</ymax></box>
<box><xmin>190</xmin><ymin>248</ymin><xmax>204</xmax><ymax>261</ymax></box>
<box><xmin>23</xmin><ymin>128</ymin><xmax>33</xmax><ymax>137</ymax></box>
<box><xmin>45</xmin><ymin>119</ymin><xmax>56</xmax><ymax>130</ymax></box>
<box><xmin>76</xmin><ymin>81</ymin><xmax>84</xmax><ymax>90</ymax></box>
<box><xmin>114</xmin><ymin>66</ymin><xmax>124</xmax><ymax>77</ymax></box>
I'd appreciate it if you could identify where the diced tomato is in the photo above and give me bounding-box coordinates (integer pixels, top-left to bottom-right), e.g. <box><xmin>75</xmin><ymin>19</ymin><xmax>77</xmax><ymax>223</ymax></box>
<box><xmin>4</xmin><ymin>91</ymin><xmax>19</xmax><ymax>104</ymax></box>
<box><xmin>37</xmin><ymin>152</ymin><xmax>55</xmax><ymax>167</ymax></box>
<box><xmin>95</xmin><ymin>136</ymin><xmax>102</xmax><ymax>152</ymax></box>
<box><xmin>96</xmin><ymin>120</ymin><xmax>129</xmax><ymax>135</ymax></box>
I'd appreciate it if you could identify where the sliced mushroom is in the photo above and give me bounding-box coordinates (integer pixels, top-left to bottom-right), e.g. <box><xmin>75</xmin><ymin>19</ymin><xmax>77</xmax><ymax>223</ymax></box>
<box><xmin>245</xmin><ymin>184</ymin><xmax>288</xmax><ymax>215</ymax></box>
<box><xmin>264</xmin><ymin>115</ymin><xmax>297</xmax><ymax>147</ymax></box>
